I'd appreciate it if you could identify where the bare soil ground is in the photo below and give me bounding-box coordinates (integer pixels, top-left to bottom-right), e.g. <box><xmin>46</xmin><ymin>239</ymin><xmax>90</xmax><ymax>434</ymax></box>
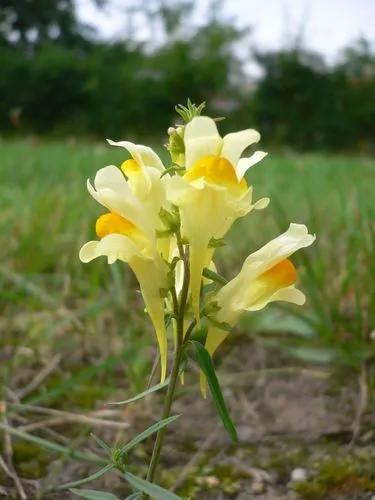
<box><xmin>2</xmin><ymin>341</ymin><xmax>374</xmax><ymax>500</ymax></box>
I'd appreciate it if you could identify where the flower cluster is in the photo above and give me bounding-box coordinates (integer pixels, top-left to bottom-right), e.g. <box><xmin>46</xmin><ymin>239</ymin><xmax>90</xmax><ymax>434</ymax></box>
<box><xmin>80</xmin><ymin>106</ymin><xmax>315</xmax><ymax>387</ymax></box>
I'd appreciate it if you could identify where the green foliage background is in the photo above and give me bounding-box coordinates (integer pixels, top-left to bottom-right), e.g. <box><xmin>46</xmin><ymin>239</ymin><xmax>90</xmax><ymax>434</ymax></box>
<box><xmin>1</xmin><ymin>0</ymin><xmax>374</xmax><ymax>150</ymax></box>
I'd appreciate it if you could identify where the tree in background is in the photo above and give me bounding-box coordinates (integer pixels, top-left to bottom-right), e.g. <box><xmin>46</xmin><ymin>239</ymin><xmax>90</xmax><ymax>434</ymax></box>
<box><xmin>246</xmin><ymin>39</ymin><xmax>375</xmax><ymax>151</ymax></box>
<box><xmin>250</xmin><ymin>48</ymin><xmax>342</xmax><ymax>150</ymax></box>
<box><xmin>0</xmin><ymin>0</ymin><xmax>100</xmax><ymax>131</ymax></box>
<box><xmin>0</xmin><ymin>0</ymin><xmax>97</xmax><ymax>49</ymax></box>
<box><xmin>0</xmin><ymin>0</ymin><xmax>245</xmax><ymax>137</ymax></box>
<box><xmin>0</xmin><ymin>0</ymin><xmax>374</xmax><ymax>151</ymax></box>
<box><xmin>338</xmin><ymin>38</ymin><xmax>375</xmax><ymax>150</ymax></box>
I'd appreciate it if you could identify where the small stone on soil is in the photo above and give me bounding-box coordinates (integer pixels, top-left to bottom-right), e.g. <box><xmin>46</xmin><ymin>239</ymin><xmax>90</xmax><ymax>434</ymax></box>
<box><xmin>290</xmin><ymin>467</ymin><xmax>308</xmax><ymax>482</ymax></box>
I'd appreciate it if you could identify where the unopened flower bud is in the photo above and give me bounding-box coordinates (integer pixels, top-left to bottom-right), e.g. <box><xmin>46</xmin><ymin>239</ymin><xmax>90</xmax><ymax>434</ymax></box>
<box><xmin>167</xmin><ymin>127</ymin><xmax>176</xmax><ymax>135</ymax></box>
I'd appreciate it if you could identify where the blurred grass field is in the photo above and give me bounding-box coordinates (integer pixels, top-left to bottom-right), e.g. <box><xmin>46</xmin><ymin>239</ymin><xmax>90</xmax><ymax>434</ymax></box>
<box><xmin>0</xmin><ymin>140</ymin><xmax>375</xmax><ymax>498</ymax></box>
<box><xmin>1</xmin><ymin>138</ymin><xmax>374</xmax><ymax>495</ymax></box>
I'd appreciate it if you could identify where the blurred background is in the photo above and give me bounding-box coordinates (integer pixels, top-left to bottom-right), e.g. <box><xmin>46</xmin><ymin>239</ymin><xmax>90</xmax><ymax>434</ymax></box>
<box><xmin>1</xmin><ymin>0</ymin><xmax>375</xmax><ymax>149</ymax></box>
<box><xmin>1</xmin><ymin>1</ymin><xmax>375</xmax><ymax>498</ymax></box>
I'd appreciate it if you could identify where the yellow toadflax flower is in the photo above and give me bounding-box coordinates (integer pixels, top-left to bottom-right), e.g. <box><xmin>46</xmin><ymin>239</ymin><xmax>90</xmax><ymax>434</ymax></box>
<box><xmin>168</xmin><ymin>116</ymin><xmax>269</xmax><ymax>321</ymax></box>
<box><xmin>107</xmin><ymin>139</ymin><xmax>164</xmax><ymax>200</ymax></box>
<box><xmin>79</xmin><ymin>142</ymin><xmax>170</xmax><ymax>382</ymax></box>
<box><xmin>201</xmin><ymin>223</ymin><xmax>316</xmax><ymax>394</ymax></box>
<box><xmin>75</xmin><ymin>103</ymin><xmax>318</xmax><ymax>483</ymax></box>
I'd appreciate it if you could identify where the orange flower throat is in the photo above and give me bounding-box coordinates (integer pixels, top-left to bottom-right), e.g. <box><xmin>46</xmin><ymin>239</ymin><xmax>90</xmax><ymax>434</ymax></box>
<box><xmin>184</xmin><ymin>155</ymin><xmax>247</xmax><ymax>193</ymax></box>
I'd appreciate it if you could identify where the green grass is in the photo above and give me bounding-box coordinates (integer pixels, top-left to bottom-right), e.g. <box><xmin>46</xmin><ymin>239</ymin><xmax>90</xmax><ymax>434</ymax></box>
<box><xmin>0</xmin><ymin>138</ymin><xmax>158</xmax><ymax>406</ymax></box>
<box><xmin>1</xmin><ymin>138</ymin><xmax>374</xmax><ymax>406</ymax></box>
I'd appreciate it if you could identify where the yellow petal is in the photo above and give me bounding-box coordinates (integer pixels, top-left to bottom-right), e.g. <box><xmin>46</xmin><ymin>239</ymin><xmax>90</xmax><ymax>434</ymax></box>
<box><xmin>121</xmin><ymin>159</ymin><xmax>141</xmax><ymax>175</ymax></box>
<box><xmin>260</xmin><ymin>258</ymin><xmax>297</xmax><ymax>289</ymax></box>
<box><xmin>92</xmin><ymin>164</ymin><xmax>131</xmax><ymax>195</ymax></box>
<box><xmin>189</xmin><ymin>244</ymin><xmax>213</xmax><ymax>321</ymax></box>
<box><xmin>242</xmin><ymin>223</ymin><xmax>316</xmax><ymax>274</ymax></box>
<box><xmin>237</xmin><ymin>259</ymin><xmax>298</xmax><ymax>311</ymax></box>
<box><xmin>95</xmin><ymin>212</ymin><xmax>150</xmax><ymax>250</ymax></box>
<box><xmin>131</xmin><ymin>257</ymin><xmax>169</xmax><ymax>382</ymax></box>
<box><xmin>167</xmin><ymin>176</ymin><xmax>255</xmax><ymax>321</ymax></box>
<box><xmin>236</xmin><ymin>151</ymin><xmax>268</xmax><ymax>180</ymax></box>
<box><xmin>79</xmin><ymin>234</ymin><xmax>142</xmax><ymax>264</ymax></box>
<box><xmin>221</xmin><ymin>129</ymin><xmax>260</xmax><ymax>167</ymax></box>
<box><xmin>110</xmin><ymin>141</ymin><xmax>165</xmax><ymax>201</ymax></box>
<box><xmin>87</xmin><ymin>165</ymin><xmax>149</xmax><ymax>234</ymax></box>
<box><xmin>120</xmin><ymin>158</ymin><xmax>153</xmax><ymax>200</ymax></box>
<box><xmin>184</xmin><ymin>155</ymin><xmax>247</xmax><ymax>194</ymax></box>
<box><xmin>184</xmin><ymin>116</ymin><xmax>222</xmax><ymax>168</ymax></box>
<box><xmin>107</xmin><ymin>139</ymin><xmax>164</xmax><ymax>171</ymax></box>
<box><xmin>214</xmin><ymin>223</ymin><xmax>315</xmax><ymax>321</ymax></box>
<box><xmin>79</xmin><ymin>241</ymin><xmax>100</xmax><ymax>263</ymax></box>
<box><xmin>95</xmin><ymin>212</ymin><xmax>136</xmax><ymax>238</ymax></box>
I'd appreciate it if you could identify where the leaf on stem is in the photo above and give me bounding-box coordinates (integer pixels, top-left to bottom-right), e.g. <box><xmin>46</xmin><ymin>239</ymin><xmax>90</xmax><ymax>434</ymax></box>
<box><xmin>188</xmin><ymin>340</ymin><xmax>238</xmax><ymax>443</ymax></box>
<box><xmin>90</xmin><ymin>433</ymin><xmax>111</xmax><ymax>453</ymax></box>
<box><xmin>70</xmin><ymin>488</ymin><xmax>120</xmax><ymax>499</ymax></box>
<box><xmin>202</xmin><ymin>267</ymin><xmax>228</xmax><ymax>286</ymax></box>
<box><xmin>108</xmin><ymin>379</ymin><xmax>170</xmax><ymax>406</ymax></box>
<box><xmin>58</xmin><ymin>464</ymin><xmax>114</xmax><ymax>490</ymax></box>
<box><xmin>125</xmin><ymin>492</ymin><xmax>143</xmax><ymax>500</ymax></box>
<box><xmin>124</xmin><ymin>472</ymin><xmax>181</xmax><ymax>500</ymax></box>
<box><xmin>119</xmin><ymin>415</ymin><xmax>180</xmax><ymax>455</ymax></box>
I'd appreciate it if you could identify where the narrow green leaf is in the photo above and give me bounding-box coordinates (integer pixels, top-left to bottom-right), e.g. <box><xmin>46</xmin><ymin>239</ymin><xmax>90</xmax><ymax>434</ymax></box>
<box><xmin>90</xmin><ymin>433</ymin><xmax>111</xmax><ymax>453</ymax></box>
<box><xmin>189</xmin><ymin>340</ymin><xmax>238</xmax><ymax>443</ymax></box>
<box><xmin>124</xmin><ymin>472</ymin><xmax>181</xmax><ymax>500</ymax></box>
<box><xmin>0</xmin><ymin>422</ymin><xmax>107</xmax><ymax>465</ymax></box>
<box><xmin>109</xmin><ymin>378</ymin><xmax>169</xmax><ymax>406</ymax></box>
<box><xmin>57</xmin><ymin>464</ymin><xmax>114</xmax><ymax>490</ymax></box>
<box><xmin>119</xmin><ymin>415</ymin><xmax>180</xmax><ymax>455</ymax></box>
<box><xmin>70</xmin><ymin>488</ymin><xmax>120</xmax><ymax>499</ymax></box>
<box><xmin>202</xmin><ymin>267</ymin><xmax>228</xmax><ymax>285</ymax></box>
<box><xmin>125</xmin><ymin>492</ymin><xmax>142</xmax><ymax>500</ymax></box>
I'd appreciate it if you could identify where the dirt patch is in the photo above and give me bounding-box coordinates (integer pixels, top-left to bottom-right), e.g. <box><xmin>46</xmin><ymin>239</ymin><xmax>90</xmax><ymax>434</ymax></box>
<box><xmin>2</xmin><ymin>342</ymin><xmax>374</xmax><ymax>499</ymax></box>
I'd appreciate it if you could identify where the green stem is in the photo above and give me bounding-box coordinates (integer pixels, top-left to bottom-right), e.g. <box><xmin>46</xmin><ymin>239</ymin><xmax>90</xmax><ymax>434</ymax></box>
<box><xmin>145</xmin><ymin>342</ymin><xmax>184</xmax><ymax>485</ymax></box>
<box><xmin>145</xmin><ymin>245</ymin><xmax>190</xmax><ymax>489</ymax></box>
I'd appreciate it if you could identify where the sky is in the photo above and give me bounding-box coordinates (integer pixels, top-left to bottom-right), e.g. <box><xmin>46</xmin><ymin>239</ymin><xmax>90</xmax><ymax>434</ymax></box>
<box><xmin>76</xmin><ymin>0</ymin><xmax>375</xmax><ymax>70</ymax></box>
